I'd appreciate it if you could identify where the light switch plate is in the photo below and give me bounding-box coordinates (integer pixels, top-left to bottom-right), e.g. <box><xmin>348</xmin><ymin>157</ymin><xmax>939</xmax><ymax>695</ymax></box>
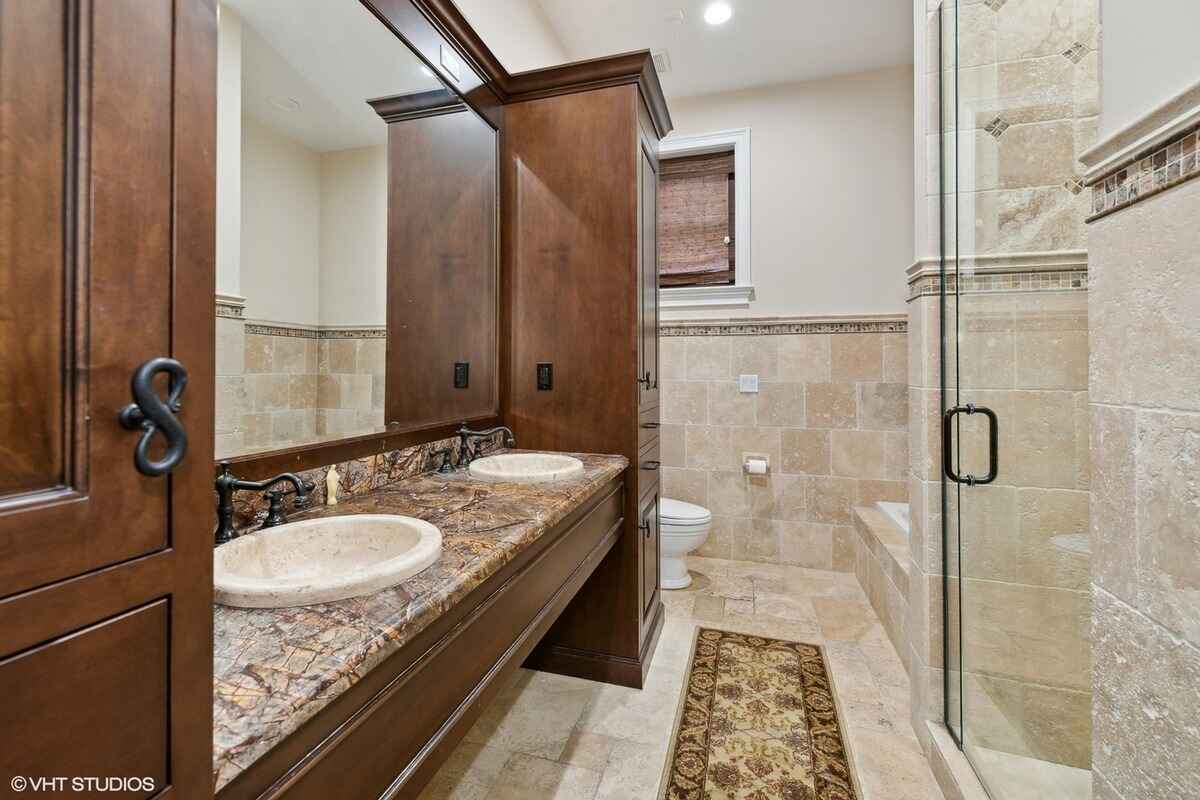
<box><xmin>439</xmin><ymin>44</ymin><xmax>462</xmax><ymax>82</ymax></box>
<box><xmin>738</xmin><ymin>374</ymin><xmax>759</xmax><ymax>393</ymax></box>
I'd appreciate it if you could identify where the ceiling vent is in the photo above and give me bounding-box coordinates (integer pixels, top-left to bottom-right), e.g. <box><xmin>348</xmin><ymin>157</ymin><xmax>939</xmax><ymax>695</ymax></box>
<box><xmin>652</xmin><ymin>50</ymin><xmax>671</xmax><ymax>74</ymax></box>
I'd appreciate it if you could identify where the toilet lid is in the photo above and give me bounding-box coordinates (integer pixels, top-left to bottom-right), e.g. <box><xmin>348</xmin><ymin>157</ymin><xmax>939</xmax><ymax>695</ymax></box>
<box><xmin>660</xmin><ymin>498</ymin><xmax>712</xmax><ymax>525</ymax></box>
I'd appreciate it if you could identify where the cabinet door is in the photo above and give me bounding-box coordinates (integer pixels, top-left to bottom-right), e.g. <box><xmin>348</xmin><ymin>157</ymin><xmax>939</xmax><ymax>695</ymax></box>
<box><xmin>637</xmin><ymin>147</ymin><xmax>659</xmax><ymax>411</ymax></box>
<box><xmin>0</xmin><ymin>1</ymin><xmax>215</xmax><ymax>796</ymax></box>
<box><xmin>639</xmin><ymin>492</ymin><xmax>660</xmax><ymax>619</ymax></box>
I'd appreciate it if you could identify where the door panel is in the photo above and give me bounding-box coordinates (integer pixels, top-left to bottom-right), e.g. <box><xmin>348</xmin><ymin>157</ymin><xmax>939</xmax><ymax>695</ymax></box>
<box><xmin>0</xmin><ymin>601</ymin><xmax>170</xmax><ymax>795</ymax></box>
<box><xmin>0</xmin><ymin>1</ymin><xmax>68</xmax><ymax>498</ymax></box>
<box><xmin>638</xmin><ymin>147</ymin><xmax>659</xmax><ymax>411</ymax></box>
<box><xmin>0</xmin><ymin>1</ymin><xmax>215</xmax><ymax>796</ymax></box>
<box><xmin>0</xmin><ymin>0</ymin><xmax>174</xmax><ymax>598</ymax></box>
<box><xmin>640</xmin><ymin>492</ymin><xmax>659</xmax><ymax>618</ymax></box>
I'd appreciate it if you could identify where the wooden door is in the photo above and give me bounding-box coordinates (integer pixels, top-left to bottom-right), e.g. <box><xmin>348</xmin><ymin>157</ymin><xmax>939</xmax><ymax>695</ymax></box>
<box><xmin>637</xmin><ymin>147</ymin><xmax>660</xmax><ymax>412</ymax></box>
<box><xmin>0</xmin><ymin>0</ymin><xmax>215</xmax><ymax>796</ymax></box>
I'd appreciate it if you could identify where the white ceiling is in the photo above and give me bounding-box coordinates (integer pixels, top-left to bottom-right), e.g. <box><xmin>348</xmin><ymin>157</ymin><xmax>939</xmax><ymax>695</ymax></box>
<box><xmin>534</xmin><ymin>0</ymin><xmax>913</xmax><ymax>99</ymax></box>
<box><xmin>223</xmin><ymin>0</ymin><xmax>442</xmax><ymax>152</ymax></box>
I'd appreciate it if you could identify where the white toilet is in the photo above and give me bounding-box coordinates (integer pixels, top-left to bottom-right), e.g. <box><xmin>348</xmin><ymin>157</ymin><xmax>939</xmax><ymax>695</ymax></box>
<box><xmin>659</xmin><ymin>498</ymin><xmax>713</xmax><ymax>590</ymax></box>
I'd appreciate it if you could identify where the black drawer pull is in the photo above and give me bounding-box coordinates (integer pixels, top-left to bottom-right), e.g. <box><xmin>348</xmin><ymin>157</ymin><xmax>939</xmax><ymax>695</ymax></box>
<box><xmin>641</xmin><ymin>422</ymin><xmax>661</xmax><ymax>429</ymax></box>
<box><xmin>641</xmin><ymin>460</ymin><xmax>661</xmax><ymax>471</ymax></box>
<box><xmin>639</xmin><ymin>519</ymin><xmax>651</xmax><ymax>538</ymax></box>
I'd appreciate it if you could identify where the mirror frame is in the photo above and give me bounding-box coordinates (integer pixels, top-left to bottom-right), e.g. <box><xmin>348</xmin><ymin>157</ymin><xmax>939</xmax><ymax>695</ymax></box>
<box><xmin>220</xmin><ymin>0</ymin><xmax>505</xmax><ymax>480</ymax></box>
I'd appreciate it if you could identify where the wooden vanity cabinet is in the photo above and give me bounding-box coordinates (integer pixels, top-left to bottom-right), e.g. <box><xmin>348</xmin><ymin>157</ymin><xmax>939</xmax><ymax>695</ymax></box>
<box><xmin>0</xmin><ymin>0</ymin><xmax>216</xmax><ymax>796</ymax></box>
<box><xmin>503</xmin><ymin>57</ymin><xmax>672</xmax><ymax>688</ymax></box>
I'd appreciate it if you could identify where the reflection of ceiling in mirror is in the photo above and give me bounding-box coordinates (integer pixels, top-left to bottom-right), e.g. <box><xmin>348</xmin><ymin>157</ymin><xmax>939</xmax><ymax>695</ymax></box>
<box><xmin>221</xmin><ymin>0</ymin><xmax>443</xmax><ymax>152</ymax></box>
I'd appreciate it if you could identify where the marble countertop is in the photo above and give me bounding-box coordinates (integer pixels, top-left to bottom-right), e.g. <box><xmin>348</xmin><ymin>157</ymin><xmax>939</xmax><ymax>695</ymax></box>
<box><xmin>212</xmin><ymin>451</ymin><xmax>627</xmax><ymax>791</ymax></box>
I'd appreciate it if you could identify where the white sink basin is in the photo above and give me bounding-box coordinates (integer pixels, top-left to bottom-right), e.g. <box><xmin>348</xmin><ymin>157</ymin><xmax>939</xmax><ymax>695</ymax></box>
<box><xmin>468</xmin><ymin>452</ymin><xmax>585</xmax><ymax>483</ymax></box>
<box><xmin>214</xmin><ymin>515</ymin><xmax>442</xmax><ymax>608</ymax></box>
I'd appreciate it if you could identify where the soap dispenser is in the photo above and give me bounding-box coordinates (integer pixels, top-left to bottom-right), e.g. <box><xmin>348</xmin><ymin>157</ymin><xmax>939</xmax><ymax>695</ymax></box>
<box><xmin>325</xmin><ymin>465</ymin><xmax>340</xmax><ymax>506</ymax></box>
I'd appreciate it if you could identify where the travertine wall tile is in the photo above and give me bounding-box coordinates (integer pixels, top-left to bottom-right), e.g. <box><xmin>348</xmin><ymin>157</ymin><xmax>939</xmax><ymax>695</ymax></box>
<box><xmin>660</xmin><ymin>329</ymin><xmax>907</xmax><ymax>573</ymax></box>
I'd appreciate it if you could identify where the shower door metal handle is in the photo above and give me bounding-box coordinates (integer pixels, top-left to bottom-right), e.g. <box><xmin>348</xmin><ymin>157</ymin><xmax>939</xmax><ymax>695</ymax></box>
<box><xmin>943</xmin><ymin>404</ymin><xmax>998</xmax><ymax>486</ymax></box>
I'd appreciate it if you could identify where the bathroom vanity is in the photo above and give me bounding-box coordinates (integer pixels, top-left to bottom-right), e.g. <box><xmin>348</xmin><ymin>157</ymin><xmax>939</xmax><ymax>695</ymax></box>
<box><xmin>213</xmin><ymin>454</ymin><xmax>626</xmax><ymax>798</ymax></box>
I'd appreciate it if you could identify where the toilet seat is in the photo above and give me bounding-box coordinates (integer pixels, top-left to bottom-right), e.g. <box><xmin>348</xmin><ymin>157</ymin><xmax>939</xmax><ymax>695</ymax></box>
<box><xmin>660</xmin><ymin>498</ymin><xmax>712</xmax><ymax>526</ymax></box>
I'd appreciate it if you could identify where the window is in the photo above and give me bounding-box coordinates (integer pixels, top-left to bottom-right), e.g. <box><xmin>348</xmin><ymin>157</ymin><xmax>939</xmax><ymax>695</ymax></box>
<box><xmin>659</xmin><ymin>151</ymin><xmax>735</xmax><ymax>287</ymax></box>
<box><xmin>657</xmin><ymin>128</ymin><xmax>752</xmax><ymax>310</ymax></box>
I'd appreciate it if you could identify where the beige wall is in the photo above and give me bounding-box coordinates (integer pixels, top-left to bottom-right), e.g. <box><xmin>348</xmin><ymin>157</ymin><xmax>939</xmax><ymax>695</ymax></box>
<box><xmin>453</xmin><ymin>0</ymin><xmax>568</xmax><ymax>73</ymax></box>
<box><xmin>216</xmin><ymin>6</ymin><xmax>242</xmax><ymax>299</ymax></box>
<box><xmin>318</xmin><ymin>145</ymin><xmax>388</xmax><ymax>328</ymax></box>
<box><xmin>659</xmin><ymin>329</ymin><xmax>908</xmax><ymax>571</ymax></box>
<box><xmin>241</xmin><ymin>116</ymin><xmax>322</xmax><ymax>327</ymax></box>
<box><xmin>1099</xmin><ymin>0</ymin><xmax>1200</xmax><ymax>140</ymax></box>
<box><xmin>667</xmin><ymin>67</ymin><xmax>915</xmax><ymax>318</ymax></box>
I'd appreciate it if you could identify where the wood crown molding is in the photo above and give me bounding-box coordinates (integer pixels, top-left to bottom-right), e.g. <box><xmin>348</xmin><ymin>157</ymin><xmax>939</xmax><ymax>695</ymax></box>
<box><xmin>410</xmin><ymin>0</ymin><xmax>673</xmax><ymax>137</ymax></box>
<box><xmin>367</xmin><ymin>88</ymin><xmax>467</xmax><ymax>122</ymax></box>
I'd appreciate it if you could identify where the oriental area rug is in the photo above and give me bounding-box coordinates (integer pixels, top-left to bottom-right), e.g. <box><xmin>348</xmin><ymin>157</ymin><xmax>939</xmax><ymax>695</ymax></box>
<box><xmin>660</xmin><ymin>628</ymin><xmax>860</xmax><ymax>800</ymax></box>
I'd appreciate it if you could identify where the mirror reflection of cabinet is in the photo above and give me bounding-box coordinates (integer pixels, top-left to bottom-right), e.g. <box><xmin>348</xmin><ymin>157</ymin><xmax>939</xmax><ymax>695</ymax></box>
<box><xmin>213</xmin><ymin>0</ymin><xmax>499</xmax><ymax>463</ymax></box>
<box><xmin>369</xmin><ymin>93</ymin><xmax>499</xmax><ymax>430</ymax></box>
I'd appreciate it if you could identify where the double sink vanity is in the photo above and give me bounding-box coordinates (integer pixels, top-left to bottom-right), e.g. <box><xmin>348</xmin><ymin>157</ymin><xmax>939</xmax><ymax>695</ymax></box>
<box><xmin>213</xmin><ymin>449</ymin><xmax>627</xmax><ymax>798</ymax></box>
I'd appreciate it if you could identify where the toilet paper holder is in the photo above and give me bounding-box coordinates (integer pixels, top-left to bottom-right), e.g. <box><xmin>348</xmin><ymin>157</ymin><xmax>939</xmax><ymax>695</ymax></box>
<box><xmin>743</xmin><ymin>453</ymin><xmax>770</xmax><ymax>475</ymax></box>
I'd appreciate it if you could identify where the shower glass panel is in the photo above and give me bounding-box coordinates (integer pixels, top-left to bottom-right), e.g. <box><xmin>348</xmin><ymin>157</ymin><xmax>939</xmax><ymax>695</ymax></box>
<box><xmin>940</xmin><ymin>2</ymin><xmax>1096</xmax><ymax>798</ymax></box>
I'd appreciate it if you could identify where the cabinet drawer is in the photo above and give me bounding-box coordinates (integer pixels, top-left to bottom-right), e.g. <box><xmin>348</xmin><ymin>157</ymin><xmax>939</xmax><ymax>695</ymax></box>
<box><xmin>637</xmin><ymin>440</ymin><xmax>660</xmax><ymax>499</ymax></box>
<box><xmin>638</xmin><ymin>407</ymin><xmax>661</xmax><ymax>452</ymax></box>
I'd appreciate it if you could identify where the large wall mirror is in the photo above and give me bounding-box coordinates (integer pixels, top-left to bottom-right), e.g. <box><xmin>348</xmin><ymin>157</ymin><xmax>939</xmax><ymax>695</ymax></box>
<box><xmin>214</xmin><ymin>0</ymin><xmax>498</xmax><ymax>462</ymax></box>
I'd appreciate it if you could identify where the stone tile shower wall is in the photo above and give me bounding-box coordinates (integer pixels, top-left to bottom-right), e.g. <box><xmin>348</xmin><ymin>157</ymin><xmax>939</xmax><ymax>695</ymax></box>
<box><xmin>659</xmin><ymin>319</ymin><xmax>908</xmax><ymax>573</ymax></box>
<box><xmin>1084</xmin><ymin>95</ymin><xmax>1200</xmax><ymax>799</ymax></box>
<box><xmin>908</xmin><ymin>0</ymin><xmax>1099</xmax><ymax>776</ymax></box>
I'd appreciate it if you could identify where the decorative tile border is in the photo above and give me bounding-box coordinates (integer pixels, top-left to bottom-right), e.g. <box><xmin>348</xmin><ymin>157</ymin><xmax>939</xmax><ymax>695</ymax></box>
<box><xmin>243</xmin><ymin>322</ymin><xmax>388</xmax><ymax>339</ymax></box>
<box><xmin>1088</xmin><ymin>124</ymin><xmax>1200</xmax><ymax>221</ymax></box>
<box><xmin>907</xmin><ymin>269</ymin><xmax>1088</xmax><ymax>301</ymax></box>
<box><xmin>660</xmin><ymin>315</ymin><xmax>906</xmax><ymax>337</ymax></box>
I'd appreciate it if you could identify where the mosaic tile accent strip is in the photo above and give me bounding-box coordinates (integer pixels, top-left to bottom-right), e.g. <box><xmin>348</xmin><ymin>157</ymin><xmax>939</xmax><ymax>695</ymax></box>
<box><xmin>660</xmin><ymin>317</ymin><xmax>906</xmax><ymax>337</ymax></box>
<box><xmin>243</xmin><ymin>322</ymin><xmax>388</xmax><ymax>339</ymax></box>
<box><xmin>907</xmin><ymin>269</ymin><xmax>1088</xmax><ymax>301</ymax></box>
<box><xmin>1089</xmin><ymin>125</ymin><xmax>1200</xmax><ymax>221</ymax></box>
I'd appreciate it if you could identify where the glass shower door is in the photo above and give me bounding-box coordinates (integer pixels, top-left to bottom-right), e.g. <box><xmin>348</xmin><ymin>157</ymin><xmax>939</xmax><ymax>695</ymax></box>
<box><xmin>941</xmin><ymin>0</ymin><xmax>1096</xmax><ymax>797</ymax></box>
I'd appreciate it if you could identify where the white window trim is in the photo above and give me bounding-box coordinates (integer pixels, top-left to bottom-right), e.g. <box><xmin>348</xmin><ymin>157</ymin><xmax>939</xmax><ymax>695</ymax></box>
<box><xmin>658</xmin><ymin>127</ymin><xmax>753</xmax><ymax>311</ymax></box>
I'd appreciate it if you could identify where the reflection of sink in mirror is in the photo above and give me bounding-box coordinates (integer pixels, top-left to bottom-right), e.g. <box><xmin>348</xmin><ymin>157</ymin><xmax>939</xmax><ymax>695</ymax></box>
<box><xmin>213</xmin><ymin>0</ymin><xmax>499</xmax><ymax>462</ymax></box>
<box><xmin>469</xmin><ymin>453</ymin><xmax>585</xmax><ymax>483</ymax></box>
<box><xmin>214</xmin><ymin>514</ymin><xmax>442</xmax><ymax>608</ymax></box>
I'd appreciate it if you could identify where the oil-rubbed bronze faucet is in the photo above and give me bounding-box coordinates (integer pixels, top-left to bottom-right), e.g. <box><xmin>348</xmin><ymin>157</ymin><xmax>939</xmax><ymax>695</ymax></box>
<box><xmin>214</xmin><ymin>461</ymin><xmax>315</xmax><ymax>546</ymax></box>
<box><xmin>455</xmin><ymin>423</ymin><xmax>516</xmax><ymax>469</ymax></box>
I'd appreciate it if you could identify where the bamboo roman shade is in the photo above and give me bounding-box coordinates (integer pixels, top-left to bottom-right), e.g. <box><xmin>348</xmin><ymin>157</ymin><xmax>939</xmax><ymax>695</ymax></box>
<box><xmin>658</xmin><ymin>151</ymin><xmax>734</xmax><ymax>286</ymax></box>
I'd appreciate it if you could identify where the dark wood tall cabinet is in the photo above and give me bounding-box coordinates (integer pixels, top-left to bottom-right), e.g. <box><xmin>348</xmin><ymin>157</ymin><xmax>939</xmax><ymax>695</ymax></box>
<box><xmin>504</xmin><ymin>62</ymin><xmax>671</xmax><ymax>687</ymax></box>
<box><xmin>0</xmin><ymin>0</ymin><xmax>216</xmax><ymax>795</ymax></box>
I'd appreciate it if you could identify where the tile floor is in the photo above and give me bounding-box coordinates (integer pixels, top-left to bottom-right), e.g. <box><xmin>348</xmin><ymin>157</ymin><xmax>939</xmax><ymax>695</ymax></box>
<box><xmin>419</xmin><ymin>555</ymin><xmax>945</xmax><ymax>800</ymax></box>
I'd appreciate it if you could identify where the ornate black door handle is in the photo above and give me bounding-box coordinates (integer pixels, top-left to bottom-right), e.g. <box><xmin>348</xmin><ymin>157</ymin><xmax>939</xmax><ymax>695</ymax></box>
<box><xmin>118</xmin><ymin>357</ymin><xmax>189</xmax><ymax>477</ymax></box>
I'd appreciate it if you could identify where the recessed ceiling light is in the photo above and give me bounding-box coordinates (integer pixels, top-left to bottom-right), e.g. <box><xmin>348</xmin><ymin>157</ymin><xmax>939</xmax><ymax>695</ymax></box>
<box><xmin>268</xmin><ymin>96</ymin><xmax>300</xmax><ymax>111</ymax></box>
<box><xmin>703</xmin><ymin>2</ymin><xmax>732</xmax><ymax>25</ymax></box>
